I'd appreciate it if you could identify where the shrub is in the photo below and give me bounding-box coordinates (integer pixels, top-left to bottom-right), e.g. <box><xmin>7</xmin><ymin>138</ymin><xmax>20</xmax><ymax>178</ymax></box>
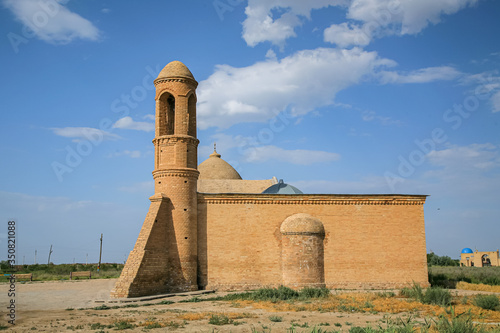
<box><xmin>473</xmin><ymin>294</ymin><xmax>499</xmax><ymax>311</ymax></box>
<box><xmin>253</xmin><ymin>286</ymin><xmax>299</xmax><ymax>301</ymax></box>
<box><xmin>435</xmin><ymin>312</ymin><xmax>485</xmax><ymax>333</ymax></box>
<box><xmin>484</xmin><ymin>276</ymin><xmax>500</xmax><ymax>286</ymax></box>
<box><xmin>299</xmin><ymin>287</ymin><xmax>330</xmax><ymax>299</ymax></box>
<box><xmin>93</xmin><ymin>304</ymin><xmax>111</xmax><ymax>310</ymax></box>
<box><xmin>428</xmin><ymin>266</ymin><xmax>500</xmax><ymax>287</ymax></box>
<box><xmin>158</xmin><ymin>300</ymin><xmax>174</xmax><ymax>305</ymax></box>
<box><xmin>423</xmin><ymin>287</ymin><xmax>451</xmax><ymax>306</ymax></box>
<box><xmin>427</xmin><ymin>253</ymin><xmax>459</xmax><ymax>266</ymax></box>
<box><xmin>400</xmin><ymin>283</ymin><xmax>424</xmax><ymax>303</ymax></box>
<box><xmin>401</xmin><ymin>284</ymin><xmax>451</xmax><ymax>306</ymax></box>
<box><xmin>269</xmin><ymin>315</ymin><xmax>283</xmax><ymax>322</ymax></box>
<box><xmin>208</xmin><ymin>314</ymin><xmax>232</xmax><ymax>325</ymax></box>
<box><xmin>113</xmin><ymin>321</ymin><xmax>135</xmax><ymax>330</ymax></box>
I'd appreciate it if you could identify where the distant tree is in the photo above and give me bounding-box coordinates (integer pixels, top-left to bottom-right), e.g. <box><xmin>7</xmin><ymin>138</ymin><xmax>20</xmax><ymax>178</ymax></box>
<box><xmin>0</xmin><ymin>260</ymin><xmax>10</xmax><ymax>270</ymax></box>
<box><xmin>427</xmin><ymin>252</ymin><xmax>459</xmax><ymax>266</ymax></box>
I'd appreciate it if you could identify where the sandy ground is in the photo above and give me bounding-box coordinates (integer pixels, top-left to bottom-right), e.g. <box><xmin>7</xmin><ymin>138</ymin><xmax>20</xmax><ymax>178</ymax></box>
<box><xmin>1</xmin><ymin>279</ymin><xmax>498</xmax><ymax>332</ymax></box>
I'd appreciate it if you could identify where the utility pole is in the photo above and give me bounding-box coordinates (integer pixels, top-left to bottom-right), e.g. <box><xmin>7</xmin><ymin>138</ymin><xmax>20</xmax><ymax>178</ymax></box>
<box><xmin>86</xmin><ymin>253</ymin><xmax>88</xmax><ymax>265</ymax></box>
<box><xmin>98</xmin><ymin>233</ymin><xmax>103</xmax><ymax>273</ymax></box>
<box><xmin>35</xmin><ymin>249</ymin><xmax>37</xmax><ymax>264</ymax></box>
<box><xmin>47</xmin><ymin>245</ymin><xmax>53</xmax><ymax>265</ymax></box>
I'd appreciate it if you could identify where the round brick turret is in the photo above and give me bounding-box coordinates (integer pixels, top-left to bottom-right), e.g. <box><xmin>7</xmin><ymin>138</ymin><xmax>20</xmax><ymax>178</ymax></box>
<box><xmin>281</xmin><ymin>213</ymin><xmax>325</xmax><ymax>289</ymax></box>
<box><xmin>152</xmin><ymin>61</ymin><xmax>199</xmax><ymax>292</ymax></box>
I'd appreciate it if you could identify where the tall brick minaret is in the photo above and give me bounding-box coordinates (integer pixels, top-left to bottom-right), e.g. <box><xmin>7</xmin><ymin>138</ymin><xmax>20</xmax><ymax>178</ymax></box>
<box><xmin>111</xmin><ymin>61</ymin><xmax>199</xmax><ymax>297</ymax></box>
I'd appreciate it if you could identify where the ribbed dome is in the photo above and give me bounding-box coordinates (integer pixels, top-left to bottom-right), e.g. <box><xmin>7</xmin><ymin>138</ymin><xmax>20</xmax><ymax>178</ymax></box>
<box><xmin>262</xmin><ymin>179</ymin><xmax>303</xmax><ymax>194</ymax></box>
<box><xmin>280</xmin><ymin>213</ymin><xmax>325</xmax><ymax>235</ymax></box>
<box><xmin>198</xmin><ymin>149</ymin><xmax>242</xmax><ymax>180</ymax></box>
<box><xmin>157</xmin><ymin>61</ymin><xmax>195</xmax><ymax>80</ymax></box>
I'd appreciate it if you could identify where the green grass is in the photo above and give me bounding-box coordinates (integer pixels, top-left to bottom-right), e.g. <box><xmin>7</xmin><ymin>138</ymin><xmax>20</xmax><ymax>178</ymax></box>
<box><xmin>179</xmin><ymin>296</ymin><xmax>202</xmax><ymax>303</ymax></box>
<box><xmin>428</xmin><ymin>266</ymin><xmax>500</xmax><ymax>288</ymax></box>
<box><xmin>269</xmin><ymin>315</ymin><xmax>283</xmax><ymax>322</ymax></box>
<box><xmin>89</xmin><ymin>322</ymin><xmax>112</xmax><ymax>330</ymax></box>
<box><xmin>473</xmin><ymin>294</ymin><xmax>500</xmax><ymax>311</ymax></box>
<box><xmin>208</xmin><ymin>286</ymin><xmax>331</xmax><ymax>303</ymax></box>
<box><xmin>400</xmin><ymin>283</ymin><xmax>451</xmax><ymax>306</ymax></box>
<box><xmin>0</xmin><ymin>262</ymin><xmax>124</xmax><ymax>282</ymax></box>
<box><xmin>208</xmin><ymin>314</ymin><xmax>233</xmax><ymax>325</ymax></box>
<box><xmin>113</xmin><ymin>321</ymin><xmax>135</xmax><ymax>330</ymax></box>
<box><xmin>93</xmin><ymin>304</ymin><xmax>111</xmax><ymax>310</ymax></box>
<box><xmin>158</xmin><ymin>300</ymin><xmax>174</xmax><ymax>305</ymax></box>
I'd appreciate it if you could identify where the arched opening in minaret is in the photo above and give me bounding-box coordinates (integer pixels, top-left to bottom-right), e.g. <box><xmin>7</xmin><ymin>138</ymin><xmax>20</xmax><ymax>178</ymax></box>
<box><xmin>159</xmin><ymin>93</ymin><xmax>175</xmax><ymax>135</ymax></box>
<box><xmin>187</xmin><ymin>93</ymin><xmax>196</xmax><ymax>137</ymax></box>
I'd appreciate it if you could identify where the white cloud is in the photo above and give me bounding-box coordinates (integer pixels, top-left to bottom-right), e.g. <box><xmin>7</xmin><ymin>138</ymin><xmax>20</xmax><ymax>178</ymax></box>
<box><xmin>378</xmin><ymin>66</ymin><xmax>461</xmax><ymax>84</ymax></box>
<box><xmin>51</xmin><ymin>127</ymin><xmax>121</xmax><ymax>141</ymax></box>
<box><xmin>347</xmin><ymin>0</ymin><xmax>479</xmax><ymax>36</ymax></box>
<box><xmin>198</xmin><ymin>133</ymin><xmax>241</xmax><ymax>159</ymax></box>
<box><xmin>460</xmin><ymin>71</ymin><xmax>500</xmax><ymax>113</ymax></box>
<box><xmin>198</xmin><ymin>49</ymin><xmax>460</xmax><ymax>129</ymax></box>
<box><xmin>324</xmin><ymin>23</ymin><xmax>371</xmax><ymax>48</ymax></box>
<box><xmin>244</xmin><ymin>145</ymin><xmax>340</xmax><ymax>165</ymax></box>
<box><xmin>199</xmin><ymin>133</ymin><xmax>340</xmax><ymax>166</ymax></box>
<box><xmin>426</xmin><ymin>143</ymin><xmax>500</xmax><ymax>176</ymax></box>
<box><xmin>491</xmin><ymin>91</ymin><xmax>500</xmax><ymax>113</ymax></box>
<box><xmin>243</xmin><ymin>0</ymin><xmax>477</xmax><ymax>47</ymax></box>
<box><xmin>3</xmin><ymin>0</ymin><xmax>100</xmax><ymax>44</ymax></box>
<box><xmin>143</xmin><ymin>114</ymin><xmax>155</xmax><ymax>121</ymax></box>
<box><xmin>361</xmin><ymin>110</ymin><xmax>401</xmax><ymax>126</ymax></box>
<box><xmin>242</xmin><ymin>0</ymin><xmax>345</xmax><ymax>47</ymax></box>
<box><xmin>197</xmin><ymin>47</ymin><xmax>395</xmax><ymax>129</ymax></box>
<box><xmin>113</xmin><ymin>116</ymin><xmax>154</xmax><ymax>132</ymax></box>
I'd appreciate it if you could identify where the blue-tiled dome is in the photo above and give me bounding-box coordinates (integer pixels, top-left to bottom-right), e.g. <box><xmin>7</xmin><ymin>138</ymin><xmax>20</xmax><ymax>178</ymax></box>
<box><xmin>461</xmin><ymin>248</ymin><xmax>473</xmax><ymax>254</ymax></box>
<box><xmin>262</xmin><ymin>179</ymin><xmax>303</xmax><ymax>194</ymax></box>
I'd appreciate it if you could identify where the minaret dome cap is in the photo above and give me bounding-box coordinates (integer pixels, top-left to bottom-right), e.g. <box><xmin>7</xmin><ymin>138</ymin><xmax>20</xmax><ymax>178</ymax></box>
<box><xmin>156</xmin><ymin>61</ymin><xmax>195</xmax><ymax>81</ymax></box>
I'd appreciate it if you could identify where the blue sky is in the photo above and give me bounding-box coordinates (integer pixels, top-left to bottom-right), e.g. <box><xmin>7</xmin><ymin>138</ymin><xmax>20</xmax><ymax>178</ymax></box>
<box><xmin>1</xmin><ymin>0</ymin><xmax>499</xmax><ymax>264</ymax></box>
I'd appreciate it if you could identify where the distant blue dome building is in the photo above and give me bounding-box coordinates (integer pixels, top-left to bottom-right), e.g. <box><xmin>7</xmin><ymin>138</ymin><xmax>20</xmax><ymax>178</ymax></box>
<box><xmin>461</xmin><ymin>248</ymin><xmax>473</xmax><ymax>254</ymax></box>
<box><xmin>262</xmin><ymin>179</ymin><xmax>303</xmax><ymax>194</ymax></box>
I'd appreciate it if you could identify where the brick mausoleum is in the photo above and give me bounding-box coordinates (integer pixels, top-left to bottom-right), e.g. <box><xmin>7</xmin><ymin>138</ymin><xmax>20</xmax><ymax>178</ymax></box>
<box><xmin>111</xmin><ymin>61</ymin><xmax>429</xmax><ymax>298</ymax></box>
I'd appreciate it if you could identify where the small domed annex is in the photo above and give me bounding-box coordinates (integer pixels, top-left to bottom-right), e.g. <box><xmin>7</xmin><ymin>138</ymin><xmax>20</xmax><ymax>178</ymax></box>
<box><xmin>198</xmin><ymin>147</ymin><xmax>242</xmax><ymax>180</ymax></box>
<box><xmin>263</xmin><ymin>179</ymin><xmax>303</xmax><ymax>194</ymax></box>
<box><xmin>461</xmin><ymin>248</ymin><xmax>473</xmax><ymax>254</ymax></box>
<box><xmin>157</xmin><ymin>60</ymin><xmax>195</xmax><ymax>80</ymax></box>
<box><xmin>280</xmin><ymin>213</ymin><xmax>325</xmax><ymax>235</ymax></box>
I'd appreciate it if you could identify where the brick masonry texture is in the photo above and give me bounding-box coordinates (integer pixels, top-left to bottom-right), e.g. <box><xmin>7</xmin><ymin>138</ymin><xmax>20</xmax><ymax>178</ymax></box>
<box><xmin>111</xmin><ymin>61</ymin><xmax>429</xmax><ymax>298</ymax></box>
<box><xmin>197</xmin><ymin>194</ymin><xmax>429</xmax><ymax>291</ymax></box>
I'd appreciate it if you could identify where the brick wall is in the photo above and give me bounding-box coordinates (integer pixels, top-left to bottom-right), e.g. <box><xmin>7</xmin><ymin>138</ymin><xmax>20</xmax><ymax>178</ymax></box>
<box><xmin>198</xmin><ymin>194</ymin><xmax>429</xmax><ymax>290</ymax></box>
<box><xmin>111</xmin><ymin>194</ymin><xmax>170</xmax><ymax>298</ymax></box>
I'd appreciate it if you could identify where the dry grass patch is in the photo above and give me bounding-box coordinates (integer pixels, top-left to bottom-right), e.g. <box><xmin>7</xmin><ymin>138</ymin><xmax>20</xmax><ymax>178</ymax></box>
<box><xmin>176</xmin><ymin>311</ymin><xmax>256</xmax><ymax>321</ymax></box>
<box><xmin>457</xmin><ymin>282</ymin><xmax>500</xmax><ymax>293</ymax></box>
<box><xmin>222</xmin><ymin>292</ymin><xmax>500</xmax><ymax>324</ymax></box>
